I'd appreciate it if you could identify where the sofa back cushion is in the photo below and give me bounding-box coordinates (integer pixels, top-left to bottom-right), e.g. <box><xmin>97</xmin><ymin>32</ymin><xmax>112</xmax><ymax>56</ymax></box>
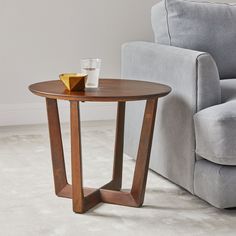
<box><xmin>151</xmin><ymin>0</ymin><xmax>236</xmax><ymax>79</ymax></box>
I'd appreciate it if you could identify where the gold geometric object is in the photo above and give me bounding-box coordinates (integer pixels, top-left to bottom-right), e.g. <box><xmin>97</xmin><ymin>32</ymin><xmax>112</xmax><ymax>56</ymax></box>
<box><xmin>59</xmin><ymin>73</ymin><xmax>88</xmax><ymax>91</ymax></box>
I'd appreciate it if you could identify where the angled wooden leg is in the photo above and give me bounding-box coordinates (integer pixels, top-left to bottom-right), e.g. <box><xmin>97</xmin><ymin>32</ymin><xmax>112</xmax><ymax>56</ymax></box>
<box><xmin>112</xmin><ymin>102</ymin><xmax>126</xmax><ymax>190</ymax></box>
<box><xmin>100</xmin><ymin>98</ymin><xmax>158</xmax><ymax>208</ymax></box>
<box><xmin>131</xmin><ymin>98</ymin><xmax>158</xmax><ymax>206</ymax></box>
<box><xmin>70</xmin><ymin>101</ymin><xmax>84</xmax><ymax>213</ymax></box>
<box><xmin>131</xmin><ymin>99</ymin><xmax>157</xmax><ymax>206</ymax></box>
<box><xmin>46</xmin><ymin>98</ymin><xmax>68</xmax><ymax>196</ymax></box>
<box><xmin>49</xmin><ymin>98</ymin><xmax>158</xmax><ymax>212</ymax></box>
<box><xmin>70</xmin><ymin>101</ymin><xmax>102</xmax><ymax>213</ymax></box>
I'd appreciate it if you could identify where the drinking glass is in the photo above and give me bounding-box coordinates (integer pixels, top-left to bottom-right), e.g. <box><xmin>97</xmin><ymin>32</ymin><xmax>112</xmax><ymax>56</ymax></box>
<box><xmin>81</xmin><ymin>58</ymin><xmax>101</xmax><ymax>88</ymax></box>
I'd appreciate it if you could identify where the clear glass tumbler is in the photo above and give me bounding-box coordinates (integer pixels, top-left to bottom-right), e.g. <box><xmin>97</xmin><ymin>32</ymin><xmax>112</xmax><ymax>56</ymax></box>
<box><xmin>80</xmin><ymin>58</ymin><xmax>101</xmax><ymax>88</ymax></box>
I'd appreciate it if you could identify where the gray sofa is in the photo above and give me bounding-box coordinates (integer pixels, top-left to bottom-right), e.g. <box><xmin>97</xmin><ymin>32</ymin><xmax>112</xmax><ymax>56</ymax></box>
<box><xmin>121</xmin><ymin>0</ymin><xmax>236</xmax><ymax>208</ymax></box>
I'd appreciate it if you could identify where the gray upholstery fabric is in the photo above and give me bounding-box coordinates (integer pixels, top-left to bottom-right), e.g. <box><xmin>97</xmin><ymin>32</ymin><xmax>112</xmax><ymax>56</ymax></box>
<box><xmin>194</xmin><ymin>159</ymin><xmax>236</xmax><ymax>208</ymax></box>
<box><xmin>122</xmin><ymin>41</ymin><xmax>220</xmax><ymax>192</ymax></box>
<box><xmin>196</xmin><ymin>54</ymin><xmax>221</xmax><ymax>110</ymax></box>
<box><xmin>221</xmin><ymin>79</ymin><xmax>236</xmax><ymax>103</ymax></box>
<box><xmin>122</xmin><ymin>0</ymin><xmax>236</xmax><ymax>209</ymax></box>
<box><xmin>151</xmin><ymin>0</ymin><xmax>236</xmax><ymax>79</ymax></box>
<box><xmin>194</xmin><ymin>101</ymin><xmax>236</xmax><ymax>165</ymax></box>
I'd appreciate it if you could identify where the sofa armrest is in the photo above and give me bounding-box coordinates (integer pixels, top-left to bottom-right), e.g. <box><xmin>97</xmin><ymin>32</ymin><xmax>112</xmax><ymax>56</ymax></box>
<box><xmin>121</xmin><ymin>41</ymin><xmax>221</xmax><ymax>111</ymax></box>
<box><xmin>121</xmin><ymin>41</ymin><xmax>221</xmax><ymax>192</ymax></box>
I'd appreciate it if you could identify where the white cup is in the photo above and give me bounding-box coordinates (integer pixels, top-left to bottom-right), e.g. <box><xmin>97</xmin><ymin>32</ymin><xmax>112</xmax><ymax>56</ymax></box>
<box><xmin>80</xmin><ymin>58</ymin><xmax>101</xmax><ymax>88</ymax></box>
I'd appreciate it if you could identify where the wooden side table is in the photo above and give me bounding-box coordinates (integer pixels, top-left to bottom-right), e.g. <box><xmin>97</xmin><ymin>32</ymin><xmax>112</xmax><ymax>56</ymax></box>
<box><xmin>29</xmin><ymin>79</ymin><xmax>171</xmax><ymax>213</ymax></box>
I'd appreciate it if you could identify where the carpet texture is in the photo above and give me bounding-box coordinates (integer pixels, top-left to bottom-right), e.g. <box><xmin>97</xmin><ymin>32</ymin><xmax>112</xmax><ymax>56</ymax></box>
<box><xmin>0</xmin><ymin>121</ymin><xmax>236</xmax><ymax>236</ymax></box>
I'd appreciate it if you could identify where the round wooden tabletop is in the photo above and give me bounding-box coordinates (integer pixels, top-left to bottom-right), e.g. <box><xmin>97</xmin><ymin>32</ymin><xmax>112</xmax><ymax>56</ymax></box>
<box><xmin>29</xmin><ymin>79</ymin><xmax>171</xmax><ymax>102</ymax></box>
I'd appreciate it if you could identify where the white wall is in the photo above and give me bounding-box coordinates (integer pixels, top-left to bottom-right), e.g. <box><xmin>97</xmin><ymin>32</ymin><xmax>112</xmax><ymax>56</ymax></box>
<box><xmin>0</xmin><ymin>0</ymin><xmax>158</xmax><ymax>126</ymax></box>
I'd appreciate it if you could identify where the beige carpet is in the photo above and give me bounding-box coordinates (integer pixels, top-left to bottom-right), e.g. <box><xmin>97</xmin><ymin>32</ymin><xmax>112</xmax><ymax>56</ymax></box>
<box><xmin>0</xmin><ymin>121</ymin><xmax>236</xmax><ymax>236</ymax></box>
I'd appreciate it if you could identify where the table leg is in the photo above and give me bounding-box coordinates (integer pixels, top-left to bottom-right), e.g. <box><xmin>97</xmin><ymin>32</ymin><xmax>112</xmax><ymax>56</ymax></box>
<box><xmin>131</xmin><ymin>98</ymin><xmax>158</xmax><ymax>206</ymax></box>
<box><xmin>70</xmin><ymin>101</ymin><xmax>102</xmax><ymax>213</ymax></box>
<box><xmin>112</xmin><ymin>101</ymin><xmax>126</xmax><ymax>190</ymax></box>
<box><xmin>46</xmin><ymin>98</ymin><xmax>68</xmax><ymax>196</ymax></box>
<box><xmin>49</xmin><ymin>98</ymin><xmax>158</xmax><ymax>212</ymax></box>
<box><xmin>70</xmin><ymin>101</ymin><xmax>84</xmax><ymax>213</ymax></box>
<box><xmin>100</xmin><ymin>98</ymin><xmax>158</xmax><ymax>207</ymax></box>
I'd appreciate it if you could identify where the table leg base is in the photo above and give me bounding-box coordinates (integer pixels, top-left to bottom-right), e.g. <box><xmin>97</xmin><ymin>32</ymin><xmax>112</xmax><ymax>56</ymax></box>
<box><xmin>57</xmin><ymin>182</ymin><xmax>140</xmax><ymax>213</ymax></box>
<box><xmin>46</xmin><ymin>98</ymin><xmax>158</xmax><ymax>214</ymax></box>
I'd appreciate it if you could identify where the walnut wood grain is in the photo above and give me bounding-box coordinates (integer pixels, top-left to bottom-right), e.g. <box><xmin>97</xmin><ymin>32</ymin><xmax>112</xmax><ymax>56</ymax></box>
<box><xmin>70</xmin><ymin>101</ymin><xmax>85</xmax><ymax>213</ymax></box>
<box><xmin>29</xmin><ymin>79</ymin><xmax>171</xmax><ymax>102</ymax></box>
<box><xmin>131</xmin><ymin>98</ymin><xmax>158</xmax><ymax>206</ymax></box>
<box><xmin>29</xmin><ymin>79</ymin><xmax>171</xmax><ymax>213</ymax></box>
<box><xmin>46</xmin><ymin>98</ymin><xmax>68</xmax><ymax>195</ymax></box>
<box><xmin>112</xmin><ymin>102</ymin><xmax>125</xmax><ymax>190</ymax></box>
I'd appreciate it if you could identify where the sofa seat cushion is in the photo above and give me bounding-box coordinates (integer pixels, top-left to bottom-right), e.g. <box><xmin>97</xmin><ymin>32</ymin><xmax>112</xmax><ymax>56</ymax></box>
<box><xmin>194</xmin><ymin>101</ymin><xmax>236</xmax><ymax>165</ymax></box>
<box><xmin>151</xmin><ymin>0</ymin><xmax>236</xmax><ymax>79</ymax></box>
<box><xmin>194</xmin><ymin>159</ymin><xmax>236</xmax><ymax>208</ymax></box>
<box><xmin>221</xmin><ymin>79</ymin><xmax>236</xmax><ymax>103</ymax></box>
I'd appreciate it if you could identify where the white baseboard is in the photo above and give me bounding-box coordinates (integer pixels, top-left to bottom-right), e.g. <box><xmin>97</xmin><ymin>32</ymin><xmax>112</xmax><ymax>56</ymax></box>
<box><xmin>0</xmin><ymin>102</ymin><xmax>117</xmax><ymax>126</ymax></box>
